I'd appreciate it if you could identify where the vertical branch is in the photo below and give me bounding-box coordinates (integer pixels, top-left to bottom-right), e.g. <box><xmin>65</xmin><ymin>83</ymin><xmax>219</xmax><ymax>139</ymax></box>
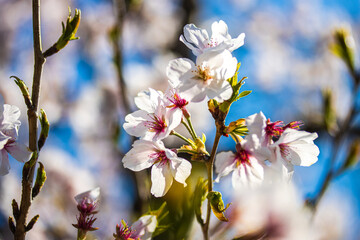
<box><xmin>29</xmin><ymin>0</ymin><xmax>45</xmax><ymax>151</ymax></box>
<box><xmin>311</xmin><ymin>82</ymin><xmax>359</xmax><ymax>210</ymax></box>
<box><xmin>14</xmin><ymin>0</ymin><xmax>45</xmax><ymax>239</ymax></box>
<box><xmin>113</xmin><ymin>0</ymin><xmax>131</xmax><ymax>114</ymax></box>
<box><xmin>202</xmin><ymin>131</ymin><xmax>222</xmax><ymax>240</ymax></box>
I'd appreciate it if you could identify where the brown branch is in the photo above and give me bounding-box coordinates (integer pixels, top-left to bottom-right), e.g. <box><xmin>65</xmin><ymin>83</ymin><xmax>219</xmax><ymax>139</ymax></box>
<box><xmin>202</xmin><ymin>130</ymin><xmax>222</xmax><ymax>240</ymax></box>
<box><xmin>14</xmin><ymin>0</ymin><xmax>45</xmax><ymax>239</ymax></box>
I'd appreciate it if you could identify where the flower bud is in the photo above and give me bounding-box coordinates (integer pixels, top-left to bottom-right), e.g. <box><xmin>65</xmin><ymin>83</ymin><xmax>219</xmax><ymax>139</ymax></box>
<box><xmin>322</xmin><ymin>88</ymin><xmax>338</xmax><ymax>135</ymax></box>
<box><xmin>343</xmin><ymin>140</ymin><xmax>360</xmax><ymax>170</ymax></box>
<box><xmin>330</xmin><ymin>27</ymin><xmax>356</xmax><ymax>79</ymax></box>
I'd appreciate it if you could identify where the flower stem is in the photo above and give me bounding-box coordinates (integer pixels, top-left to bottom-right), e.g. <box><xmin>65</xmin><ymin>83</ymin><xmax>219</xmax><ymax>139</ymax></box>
<box><xmin>77</xmin><ymin>229</ymin><xmax>87</xmax><ymax>240</ymax></box>
<box><xmin>202</xmin><ymin>131</ymin><xmax>222</xmax><ymax>240</ymax></box>
<box><xmin>170</xmin><ymin>130</ymin><xmax>194</xmax><ymax>146</ymax></box>
<box><xmin>186</xmin><ymin>116</ymin><xmax>198</xmax><ymax>140</ymax></box>
<box><xmin>181</xmin><ymin>119</ymin><xmax>196</xmax><ymax>140</ymax></box>
<box><xmin>14</xmin><ymin>0</ymin><xmax>45</xmax><ymax>239</ymax></box>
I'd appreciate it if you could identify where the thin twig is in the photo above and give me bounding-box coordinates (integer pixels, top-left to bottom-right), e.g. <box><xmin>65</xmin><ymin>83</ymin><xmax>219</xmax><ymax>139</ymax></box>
<box><xmin>14</xmin><ymin>0</ymin><xmax>45</xmax><ymax>239</ymax></box>
<box><xmin>311</xmin><ymin>77</ymin><xmax>359</xmax><ymax>210</ymax></box>
<box><xmin>202</xmin><ymin>130</ymin><xmax>222</xmax><ymax>240</ymax></box>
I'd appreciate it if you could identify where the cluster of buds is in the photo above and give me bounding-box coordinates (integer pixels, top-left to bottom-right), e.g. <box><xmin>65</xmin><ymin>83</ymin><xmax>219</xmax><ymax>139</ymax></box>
<box><xmin>72</xmin><ymin>187</ymin><xmax>100</xmax><ymax>239</ymax></box>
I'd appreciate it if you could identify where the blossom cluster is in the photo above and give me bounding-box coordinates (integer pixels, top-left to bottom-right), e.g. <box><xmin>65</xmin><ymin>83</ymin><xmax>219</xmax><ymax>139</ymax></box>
<box><xmin>215</xmin><ymin>112</ymin><xmax>319</xmax><ymax>189</ymax></box>
<box><xmin>122</xmin><ymin>20</ymin><xmax>319</xmax><ymax>200</ymax></box>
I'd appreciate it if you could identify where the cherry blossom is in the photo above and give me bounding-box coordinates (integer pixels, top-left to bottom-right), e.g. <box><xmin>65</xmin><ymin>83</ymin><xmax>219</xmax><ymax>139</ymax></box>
<box><xmin>180</xmin><ymin>20</ymin><xmax>245</xmax><ymax>56</ymax></box>
<box><xmin>122</xmin><ymin>140</ymin><xmax>192</xmax><ymax>197</ymax></box>
<box><xmin>215</xmin><ymin>135</ymin><xmax>266</xmax><ymax>188</ymax></box>
<box><xmin>73</xmin><ymin>187</ymin><xmax>100</xmax><ymax>233</ymax></box>
<box><xmin>269</xmin><ymin>128</ymin><xmax>320</xmax><ymax>173</ymax></box>
<box><xmin>167</xmin><ymin>49</ymin><xmax>237</xmax><ymax>102</ymax></box>
<box><xmin>0</xmin><ymin>95</ymin><xmax>31</xmax><ymax>175</ymax></box>
<box><xmin>123</xmin><ymin>89</ymin><xmax>182</xmax><ymax>141</ymax></box>
<box><xmin>246</xmin><ymin>111</ymin><xmax>303</xmax><ymax>147</ymax></box>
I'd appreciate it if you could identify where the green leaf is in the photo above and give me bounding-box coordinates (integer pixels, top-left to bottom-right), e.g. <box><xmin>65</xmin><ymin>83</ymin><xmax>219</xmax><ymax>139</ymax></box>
<box><xmin>25</xmin><ymin>215</ymin><xmax>39</xmax><ymax>232</ymax></box>
<box><xmin>43</xmin><ymin>8</ymin><xmax>81</xmax><ymax>58</ymax></box>
<box><xmin>38</xmin><ymin>109</ymin><xmax>50</xmax><ymax>151</ymax></box>
<box><xmin>32</xmin><ymin>162</ymin><xmax>47</xmax><ymax>199</ymax></box>
<box><xmin>193</xmin><ymin>178</ymin><xmax>208</xmax><ymax>225</ymax></box>
<box><xmin>237</xmin><ymin>90</ymin><xmax>252</xmax><ymax>99</ymax></box>
<box><xmin>207</xmin><ymin>191</ymin><xmax>231</xmax><ymax>222</ymax></box>
<box><xmin>11</xmin><ymin>76</ymin><xmax>32</xmax><ymax>109</ymax></box>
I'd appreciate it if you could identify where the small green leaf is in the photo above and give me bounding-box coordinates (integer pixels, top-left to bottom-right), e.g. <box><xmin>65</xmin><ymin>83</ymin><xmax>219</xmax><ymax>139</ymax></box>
<box><xmin>237</xmin><ymin>90</ymin><xmax>252</xmax><ymax>99</ymax></box>
<box><xmin>322</xmin><ymin>88</ymin><xmax>338</xmax><ymax>135</ymax></box>
<box><xmin>25</xmin><ymin>214</ymin><xmax>39</xmax><ymax>232</ymax></box>
<box><xmin>207</xmin><ymin>191</ymin><xmax>231</xmax><ymax>222</ymax></box>
<box><xmin>343</xmin><ymin>140</ymin><xmax>360</xmax><ymax>170</ymax></box>
<box><xmin>329</xmin><ymin>27</ymin><xmax>356</xmax><ymax>78</ymax></box>
<box><xmin>8</xmin><ymin>216</ymin><xmax>15</xmax><ymax>234</ymax></box>
<box><xmin>32</xmin><ymin>162</ymin><xmax>47</xmax><ymax>199</ymax></box>
<box><xmin>11</xmin><ymin>199</ymin><xmax>20</xmax><ymax>220</ymax></box>
<box><xmin>11</xmin><ymin>76</ymin><xmax>32</xmax><ymax>109</ymax></box>
<box><xmin>193</xmin><ymin>178</ymin><xmax>208</xmax><ymax>225</ymax></box>
<box><xmin>38</xmin><ymin>109</ymin><xmax>50</xmax><ymax>151</ymax></box>
<box><xmin>43</xmin><ymin>8</ymin><xmax>81</xmax><ymax>58</ymax></box>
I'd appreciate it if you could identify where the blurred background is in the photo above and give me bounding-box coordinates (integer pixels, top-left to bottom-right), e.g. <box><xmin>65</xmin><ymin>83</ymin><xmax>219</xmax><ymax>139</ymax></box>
<box><xmin>0</xmin><ymin>0</ymin><xmax>359</xmax><ymax>239</ymax></box>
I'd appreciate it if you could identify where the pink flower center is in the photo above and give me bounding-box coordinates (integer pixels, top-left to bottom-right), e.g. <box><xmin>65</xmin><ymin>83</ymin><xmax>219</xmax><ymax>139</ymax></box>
<box><xmin>149</xmin><ymin>150</ymin><xmax>170</xmax><ymax>166</ymax></box>
<box><xmin>265</xmin><ymin>119</ymin><xmax>284</xmax><ymax>137</ymax></box>
<box><xmin>234</xmin><ymin>148</ymin><xmax>251</xmax><ymax>167</ymax></box>
<box><xmin>77</xmin><ymin>198</ymin><xmax>98</xmax><ymax>215</ymax></box>
<box><xmin>115</xmin><ymin>221</ymin><xmax>136</xmax><ymax>240</ymax></box>
<box><xmin>167</xmin><ymin>93</ymin><xmax>188</xmax><ymax>109</ymax></box>
<box><xmin>284</xmin><ymin>120</ymin><xmax>303</xmax><ymax>130</ymax></box>
<box><xmin>144</xmin><ymin>114</ymin><xmax>167</xmax><ymax>134</ymax></box>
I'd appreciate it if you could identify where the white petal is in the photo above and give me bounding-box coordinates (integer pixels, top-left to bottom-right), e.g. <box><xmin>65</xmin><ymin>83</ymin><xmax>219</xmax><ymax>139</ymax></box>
<box><xmin>2</xmin><ymin>104</ymin><xmax>21</xmax><ymax>127</ymax></box>
<box><xmin>0</xmin><ymin>149</ymin><xmax>10</xmax><ymax>175</ymax></box>
<box><xmin>0</xmin><ymin>132</ymin><xmax>11</xmax><ymax>150</ymax></box>
<box><xmin>181</xmin><ymin>24</ymin><xmax>209</xmax><ymax>56</ymax></box>
<box><xmin>211</xmin><ymin>20</ymin><xmax>230</xmax><ymax>40</ymax></box>
<box><xmin>131</xmin><ymin>215</ymin><xmax>157</xmax><ymax>240</ymax></box>
<box><xmin>287</xmin><ymin>141</ymin><xmax>320</xmax><ymax>166</ymax></box>
<box><xmin>248</xmin><ymin>157</ymin><xmax>265</xmax><ymax>181</ymax></box>
<box><xmin>207</xmin><ymin>79</ymin><xmax>233</xmax><ymax>102</ymax></box>
<box><xmin>214</xmin><ymin>151</ymin><xmax>237</xmax><ymax>182</ymax></box>
<box><xmin>246</xmin><ymin>112</ymin><xmax>267</xmax><ymax>144</ymax></box>
<box><xmin>166</xmin><ymin>58</ymin><xmax>194</xmax><ymax>87</ymax></box>
<box><xmin>232</xmin><ymin>166</ymin><xmax>247</xmax><ymax>189</ymax></box>
<box><xmin>228</xmin><ymin>33</ymin><xmax>246</xmax><ymax>52</ymax></box>
<box><xmin>169</xmin><ymin>156</ymin><xmax>192</xmax><ymax>186</ymax></box>
<box><xmin>134</xmin><ymin>88</ymin><xmax>163</xmax><ymax>113</ymax></box>
<box><xmin>180</xmin><ymin>84</ymin><xmax>207</xmax><ymax>102</ymax></box>
<box><xmin>280</xmin><ymin>129</ymin><xmax>318</xmax><ymax>144</ymax></box>
<box><xmin>166</xmin><ymin>108</ymin><xmax>182</xmax><ymax>133</ymax></box>
<box><xmin>74</xmin><ymin>187</ymin><xmax>100</xmax><ymax>204</ymax></box>
<box><xmin>122</xmin><ymin>140</ymin><xmax>156</xmax><ymax>171</ymax></box>
<box><xmin>6</xmin><ymin>142</ymin><xmax>31</xmax><ymax>163</ymax></box>
<box><xmin>151</xmin><ymin>164</ymin><xmax>173</xmax><ymax>197</ymax></box>
<box><xmin>123</xmin><ymin>110</ymin><xmax>150</xmax><ymax>138</ymax></box>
